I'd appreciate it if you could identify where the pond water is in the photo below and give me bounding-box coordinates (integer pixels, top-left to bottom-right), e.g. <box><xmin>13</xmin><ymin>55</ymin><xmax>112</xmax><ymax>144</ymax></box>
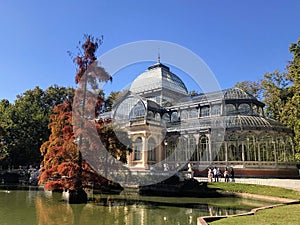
<box><xmin>0</xmin><ymin>187</ymin><xmax>272</xmax><ymax>225</ymax></box>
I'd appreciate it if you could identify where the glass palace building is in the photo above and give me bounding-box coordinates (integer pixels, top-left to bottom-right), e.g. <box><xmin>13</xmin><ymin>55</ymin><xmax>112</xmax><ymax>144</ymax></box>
<box><xmin>111</xmin><ymin>61</ymin><xmax>298</xmax><ymax>178</ymax></box>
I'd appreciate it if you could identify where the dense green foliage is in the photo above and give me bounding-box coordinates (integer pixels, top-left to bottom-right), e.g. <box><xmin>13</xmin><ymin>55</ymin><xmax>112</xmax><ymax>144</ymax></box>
<box><xmin>235</xmin><ymin>38</ymin><xmax>300</xmax><ymax>162</ymax></box>
<box><xmin>0</xmin><ymin>85</ymin><xmax>121</xmax><ymax>169</ymax></box>
<box><xmin>0</xmin><ymin>85</ymin><xmax>74</xmax><ymax>167</ymax></box>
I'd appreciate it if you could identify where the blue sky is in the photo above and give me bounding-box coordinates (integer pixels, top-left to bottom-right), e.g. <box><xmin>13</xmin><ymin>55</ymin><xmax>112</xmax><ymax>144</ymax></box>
<box><xmin>1</xmin><ymin>0</ymin><xmax>299</xmax><ymax>102</ymax></box>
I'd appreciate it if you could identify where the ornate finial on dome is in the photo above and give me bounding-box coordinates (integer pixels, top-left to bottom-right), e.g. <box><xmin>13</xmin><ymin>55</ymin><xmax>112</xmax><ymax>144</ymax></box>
<box><xmin>157</xmin><ymin>49</ymin><xmax>160</xmax><ymax>64</ymax></box>
<box><xmin>147</xmin><ymin>50</ymin><xmax>170</xmax><ymax>71</ymax></box>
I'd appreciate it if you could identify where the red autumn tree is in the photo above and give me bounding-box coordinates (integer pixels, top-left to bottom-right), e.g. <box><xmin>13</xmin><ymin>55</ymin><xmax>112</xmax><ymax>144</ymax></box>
<box><xmin>39</xmin><ymin>35</ymin><xmax>109</xmax><ymax>192</ymax></box>
<box><xmin>39</xmin><ymin>36</ymin><xmax>131</xmax><ymax>199</ymax></box>
<box><xmin>39</xmin><ymin>35</ymin><xmax>130</xmax><ymax>194</ymax></box>
<box><xmin>72</xmin><ymin>35</ymin><xmax>131</xmax><ymax>184</ymax></box>
<box><xmin>38</xmin><ymin>98</ymin><xmax>111</xmax><ymax>191</ymax></box>
<box><xmin>38</xmin><ymin>100</ymin><xmax>79</xmax><ymax>190</ymax></box>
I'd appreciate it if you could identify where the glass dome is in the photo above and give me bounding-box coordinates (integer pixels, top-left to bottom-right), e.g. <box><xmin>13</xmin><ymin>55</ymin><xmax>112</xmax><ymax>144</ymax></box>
<box><xmin>129</xmin><ymin>63</ymin><xmax>188</xmax><ymax>96</ymax></box>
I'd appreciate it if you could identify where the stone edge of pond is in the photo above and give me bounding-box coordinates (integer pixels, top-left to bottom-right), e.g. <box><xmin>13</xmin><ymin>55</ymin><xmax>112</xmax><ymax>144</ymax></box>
<box><xmin>197</xmin><ymin>192</ymin><xmax>300</xmax><ymax>225</ymax></box>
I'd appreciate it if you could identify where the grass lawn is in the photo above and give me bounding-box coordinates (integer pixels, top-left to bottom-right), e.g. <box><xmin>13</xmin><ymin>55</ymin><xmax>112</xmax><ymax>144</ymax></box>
<box><xmin>210</xmin><ymin>204</ymin><xmax>300</xmax><ymax>225</ymax></box>
<box><xmin>207</xmin><ymin>182</ymin><xmax>300</xmax><ymax>225</ymax></box>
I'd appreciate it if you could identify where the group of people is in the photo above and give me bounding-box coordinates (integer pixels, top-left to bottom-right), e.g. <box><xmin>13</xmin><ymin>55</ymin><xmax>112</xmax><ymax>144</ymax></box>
<box><xmin>207</xmin><ymin>167</ymin><xmax>235</xmax><ymax>182</ymax></box>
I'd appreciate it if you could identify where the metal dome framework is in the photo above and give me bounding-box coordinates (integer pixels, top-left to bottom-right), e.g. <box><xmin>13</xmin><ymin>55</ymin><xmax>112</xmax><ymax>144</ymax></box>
<box><xmin>129</xmin><ymin>63</ymin><xmax>188</xmax><ymax>106</ymax></box>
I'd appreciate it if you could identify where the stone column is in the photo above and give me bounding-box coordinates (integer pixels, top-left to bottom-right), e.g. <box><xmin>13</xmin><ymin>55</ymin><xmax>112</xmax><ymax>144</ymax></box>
<box><xmin>142</xmin><ymin>135</ymin><xmax>148</xmax><ymax>169</ymax></box>
<box><xmin>225</xmin><ymin>141</ymin><xmax>228</xmax><ymax>162</ymax></box>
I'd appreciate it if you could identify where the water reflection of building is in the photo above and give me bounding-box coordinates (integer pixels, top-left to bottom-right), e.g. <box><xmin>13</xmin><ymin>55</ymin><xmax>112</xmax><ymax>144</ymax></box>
<box><xmin>111</xmin><ymin>61</ymin><xmax>298</xmax><ymax>177</ymax></box>
<box><xmin>32</xmin><ymin>191</ymin><xmax>260</xmax><ymax>225</ymax></box>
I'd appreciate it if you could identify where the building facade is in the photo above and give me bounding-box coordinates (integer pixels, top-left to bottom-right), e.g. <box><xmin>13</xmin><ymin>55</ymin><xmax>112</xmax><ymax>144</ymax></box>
<box><xmin>112</xmin><ymin>61</ymin><xmax>298</xmax><ymax>178</ymax></box>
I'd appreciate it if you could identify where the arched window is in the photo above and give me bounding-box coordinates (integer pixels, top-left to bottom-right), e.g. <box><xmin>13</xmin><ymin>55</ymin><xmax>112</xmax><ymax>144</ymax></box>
<box><xmin>225</xmin><ymin>104</ymin><xmax>236</xmax><ymax>115</ymax></box>
<box><xmin>177</xmin><ymin>137</ymin><xmax>187</xmax><ymax>161</ymax></box>
<box><xmin>134</xmin><ymin>137</ymin><xmax>142</xmax><ymax>160</ymax></box>
<box><xmin>238</xmin><ymin>103</ymin><xmax>251</xmax><ymax>115</ymax></box>
<box><xmin>148</xmin><ymin>138</ymin><xmax>156</xmax><ymax>161</ymax></box>
<box><xmin>129</xmin><ymin>101</ymin><xmax>146</xmax><ymax>120</ymax></box>
<box><xmin>259</xmin><ymin>143</ymin><xmax>267</xmax><ymax>161</ymax></box>
<box><xmin>155</xmin><ymin>113</ymin><xmax>161</xmax><ymax>121</ymax></box>
<box><xmin>244</xmin><ymin>136</ymin><xmax>256</xmax><ymax>161</ymax></box>
<box><xmin>211</xmin><ymin>105</ymin><xmax>221</xmax><ymax>116</ymax></box>
<box><xmin>285</xmin><ymin>138</ymin><xmax>294</xmax><ymax>162</ymax></box>
<box><xmin>189</xmin><ymin>109</ymin><xmax>198</xmax><ymax>118</ymax></box>
<box><xmin>217</xmin><ymin>143</ymin><xmax>225</xmax><ymax>161</ymax></box>
<box><xmin>165</xmin><ymin>136</ymin><xmax>178</xmax><ymax>161</ymax></box>
<box><xmin>227</xmin><ymin>145</ymin><xmax>237</xmax><ymax>161</ymax></box>
<box><xmin>147</xmin><ymin>111</ymin><xmax>154</xmax><ymax>119</ymax></box>
<box><xmin>200</xmin><ymin>106</ymin><xmax>210</xmax><ymax>117</ymax></box>
<box><xmin>188</xmin><ymin>136</ymin><xmax>196</xmax><ymax>161</ymax></box>
<box><xmin>236</xmin><ymin>145</ymin><xmax>244</xmax><ymax>161</ymax></box>
<box><xmin>171</xmin><ymin>111</ymin><xmax>179</xmax><ymax>122</ymax></box>
<box><xmin>259</xmin><ymin>135</ymin><xmax>273</xmax><ymax>161</ymax></box>
<box><xmin>277</xmin><ymin>138</ymin><xmax>285</xmax><ymax>162</ymax></box>
<box><xmin>198</xmin><ymin>136</ymin><xmax>208</xmax><ymax>161</ymax></box>
<box><xmin>162</xmin><ymin>113</ymin><xmax>170</xmax><ymax>122</ymax></box>
<box><xmin>180</xmin><ymin>110</ymin><xmax>188</xmax><ymax>120</ymax></box>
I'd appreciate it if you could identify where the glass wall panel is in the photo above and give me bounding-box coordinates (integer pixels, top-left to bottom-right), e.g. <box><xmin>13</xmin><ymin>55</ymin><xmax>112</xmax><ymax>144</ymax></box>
<box><xmin>147</xmin><ymin>111</ymin><xmax>154</xmax><ymax>119</ymax></box>
<box><xmin>245</xmin><ymin>136</ymin><xmax>256</xmax><ymax>161</ymax></box>
<box><xmin>180</xmin><ymin>110</ymin><xmax>188</xmax><ymax>120</ymax></box>
<box><xmin>129</xmin><ymin>101</ymin><xmax>146</xmax><ymax>120</ymax></box>
<box><xmin>200</xmin><ymin>106</ymin><xmax>210</xmax><ymax>117</ymax></box>
<box><xmin>155</xmin><ymin>113</ymin><xmax>161</xmax><ymax>121</ymax></box>
<box><xmin>225</xmin><ymin>104</ymin><xmax>236</xmax><ymax>115</ymax></box>
<box><xmin>188</xmin><ymin>136</ymin><xmax>196</xmax><ymax>161</ymax></box>
<box><xmin>148</xmin><ymin>138</ymin><xmax>156</xmax><ymax>161</ymax></box>
<box><xmin>227</xmin><ymin>144</ymin><xmax>236</xmax><ymax>161</ymax></box>
<box><xmin>198</xmin><ymin>136</ymin><xmax>208</xmax><ymax>161</ymax></box>
<box><xmin>115</xmin><ymin>97</ymin><xmax>145</xmax><ymax>123</ymax></box>
<box><xmin>217</xmin><ymin>143</ymin><xmax>225</xmax><ymax>161</ymax></box>
<box><xmin>285</xmin><ymin>138</ymin><xmax>294</xmax><ymax>162</ymax></box>
<box><xmin>211</xmin><ymin>105</ymin><xmax>221</xmax><ymax>116</ymax></box>
<box><xmin>238</xmin><ymin>103</ymin><xmax>251</xmax><ymax>115</ymax></box>
<box><xmin>189</xmin><ymin>109</ymin><xmax>198</xmax><ymax>118</ymax></box>
<box><xmin>134</xmin><ymin>137</ymin><xmax>142</xmax><ymax>160</ymax></box>
<box><xmin>162</xmin><ymin>113</ymin><xmax>170</xmax><ymax>122</ymax></box>
<box><xmin>165</xmin><ymin>136</ymin><xmax>178</xmax><ymax>162</ymax></box>
<box><xmin>177</xmin><ymin>137</ymin><xmax>187</xmax><ymax>161</ymax></box>
<box><xmin>171</xmin><ymin>111</ymin><xmax>179</xmax><ymax>122</ymax></box>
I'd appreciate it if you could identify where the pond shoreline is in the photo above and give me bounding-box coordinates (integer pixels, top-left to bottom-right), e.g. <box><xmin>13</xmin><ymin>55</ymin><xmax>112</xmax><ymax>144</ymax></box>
<box><xmin>197</xmin><ymin>191</ymin><xmax>300</xmax><ymax>225</ymax></box>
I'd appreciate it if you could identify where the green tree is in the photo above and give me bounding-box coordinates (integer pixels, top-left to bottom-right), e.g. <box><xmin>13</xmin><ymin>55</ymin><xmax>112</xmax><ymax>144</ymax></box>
<box><xmin>0</xmin><ymin>85</ymin><xmax>74</xmax><ymax>168</ymax></box>
<box><xmin>234</xmin><ymin>80</ymin><xmax>262</xmax><ymax>99</ymax></box>
<box><xmin>260</xmin><ymin>70</ymin><xmax>291</xmax><ymax>120</ymax></box>
<box><xmin>0</xmin><ymin>99</ymin><xmax>12</xmax><ymax>162</ymax></box>
<box><xmin>283</xmin><ymin>38</ymin><xmax>300</xmax><ymax>160</ymax></box>
<box><xmin>189</xmin><ymin>90</ymin><xmax>201</xmax><ymax>96</ymax></box>
<box><xmin>44</xmin><ymin>85</ymin><xmax>74</xmax><ymax>108</ymax></box>
<box><xmin>105</xmin><ymin>91</ymin><xmax>121</xmax><ymax>112</ymax></box>
<box><xmin>246</xmin><ymin>38</ymin><xmax>300</xmax><ymax>162</ymax></box>
<box><xmin>232</xmin><ymin>38</ymin><xmax>300</xmax><ymax>162</ymax></box>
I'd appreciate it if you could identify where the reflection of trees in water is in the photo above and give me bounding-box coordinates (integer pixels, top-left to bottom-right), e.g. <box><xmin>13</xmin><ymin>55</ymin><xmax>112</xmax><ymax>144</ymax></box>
<box><xmin>34</xmin><ymin>192</ymin><xmax>249</xmax><ymax>225</ymax></box>
<box><xmin>35</xmin><ymin>195</ymin><xmax>74</xmax><ymax>225</ymax></box>
<box><xmin>208</xmin><ymin>206</ymin><xmax>246</xmax><ymax>217</ymax></box>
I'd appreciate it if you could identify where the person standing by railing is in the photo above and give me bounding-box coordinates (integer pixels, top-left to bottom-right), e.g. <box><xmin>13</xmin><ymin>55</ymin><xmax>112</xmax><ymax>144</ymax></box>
<box><xmin>224</xmin><ymin>167</ymin><xmax>229</xmax><ymax>182</ymax></box>
<box><xmin>230</xmin><ymin>168</ymin><xmax>235</xmax><ymax>182</ymax></box>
